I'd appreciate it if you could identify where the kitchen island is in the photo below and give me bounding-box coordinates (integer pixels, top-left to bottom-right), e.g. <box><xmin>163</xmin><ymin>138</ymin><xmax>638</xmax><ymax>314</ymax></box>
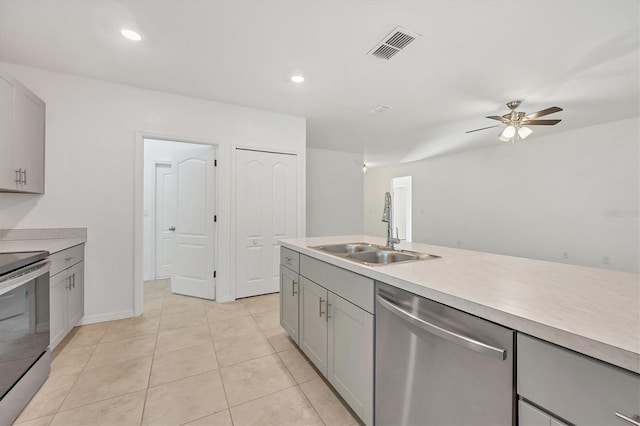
<box><xmin>279</xmin><ymin>235</ymin><xmax>639</xmax><ymax>426</ymax></box>
<box><xmin>281</xmin><ymin>235</ymin><xmax>639</xmax><ymax>373</ymax></box>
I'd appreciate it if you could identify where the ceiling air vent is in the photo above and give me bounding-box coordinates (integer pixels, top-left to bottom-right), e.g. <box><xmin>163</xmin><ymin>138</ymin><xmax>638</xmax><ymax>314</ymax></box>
<box><xmin>368</xmin><ymin>26</ymin><xmax>421</xmax><ymax>60</ymax></box>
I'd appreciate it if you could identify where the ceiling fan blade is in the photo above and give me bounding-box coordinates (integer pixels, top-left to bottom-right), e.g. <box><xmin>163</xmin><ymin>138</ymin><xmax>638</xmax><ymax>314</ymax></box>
<box><xmin>525</xmin><ymin>107</ymin><xmax>563</xmax><ymax>119</ymax></box>
<box><xmin>486</xmin><ymin>115</ymin><xmax>509</xmax><ymax>122</ymax></box>
<box><xmin>466</xmin><ymin>124</ymin><xmax>502</xmax><ymax>133</ymax></box>
<box><xmin>520</xmin><ymin>119</ymin><xmax>561</xmax><ymax>125</ymax></box>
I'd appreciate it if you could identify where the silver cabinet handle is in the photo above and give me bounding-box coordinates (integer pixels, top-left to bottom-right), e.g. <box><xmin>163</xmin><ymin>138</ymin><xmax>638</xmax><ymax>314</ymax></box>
<box><xmin>376</xmin><ymin>295</ymin><xmax>507</xmax><ymax>360</ymax></box>
<box><xmin>292</xmin><ymin>280</ymin><xmax>297</xmax><ymax>296</ymax></box>
<box><xmin>285</xmin><ymin>256</ymin><xmax>292</xmax><ymax>262</ymax></box>
<box><xmin>72</xmin><ymin>273</ymin><xmax>76</xmax><ymax>289</ymax></box>
<box><xmin>169</xmin><ymin>226</ymin><xmax>176</xmax><ymax>231</ymax></box>
<box><xmin>616</xmin><ymin>413</ymin><xmax>640</xmax><ymax>426</ymax></box>
<box><xmin>326</xmin><ymin>302</ymin><xmax>331</xmax><ymax>322</ymax></box>
<box><xmin>15</xmin><ymin>169</ymin><xmax>22</xmax><ymax>183</ymax></box>
<box><xmin>22</xmin><ymin>169</ymin><xmax>27</xmax><ymax>185</ymax></box>
<box><xmin>67</xmin><ymin>275</ymin><xmax>72</xmax><ymax>291</ymax></box>
<box><xmin>65</xmin><ymin>256</ymin><xmax>73</xmax><ymax>262</ymax></box>
<box><xmin>319</xmin><ymin>298</ymin><xmax>325</xmax><ymax>317</ymax></box>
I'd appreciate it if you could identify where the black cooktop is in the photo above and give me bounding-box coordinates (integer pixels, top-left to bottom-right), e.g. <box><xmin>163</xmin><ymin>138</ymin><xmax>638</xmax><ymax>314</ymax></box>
<box><xmin>0</xmin><ymin>251</ymin><xmax>49</xmax><ymax>276</ymax></box>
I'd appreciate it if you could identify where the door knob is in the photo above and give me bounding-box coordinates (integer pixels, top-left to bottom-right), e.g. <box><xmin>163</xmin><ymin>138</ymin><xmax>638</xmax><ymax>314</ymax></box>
<box><xmin>169</xmin><ymin>226</ymin><xmax>176</xmax><ymax>231</ymax></box>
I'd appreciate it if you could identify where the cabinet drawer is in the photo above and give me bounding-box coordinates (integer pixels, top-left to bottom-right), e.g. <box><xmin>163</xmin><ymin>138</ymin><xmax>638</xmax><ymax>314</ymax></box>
<box><xmin>280</xmin><ymin>246</ymin><xmax>299</xmax><ymax>273</ymax></box>
<box><xmin>517</xmin><ymin>333</ymin><xmax>640</xmax><ymax>426</ymax></box>
<box><xmin>50</xmin><ymin>244</ymin><xmax>84</xmax><ymax>277</ymax></box>
<box><xmin>300</xmin><ymin>255</ymin><xmax>374</xmax><ymax>314</ymax></box>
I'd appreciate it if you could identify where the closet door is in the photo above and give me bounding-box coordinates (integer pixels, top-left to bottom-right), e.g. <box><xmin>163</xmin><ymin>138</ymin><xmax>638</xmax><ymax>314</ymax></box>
<box><xmin>235</xmin><ymin>149</ymin><xmax>297</xmax><ymax>298</ymax></box>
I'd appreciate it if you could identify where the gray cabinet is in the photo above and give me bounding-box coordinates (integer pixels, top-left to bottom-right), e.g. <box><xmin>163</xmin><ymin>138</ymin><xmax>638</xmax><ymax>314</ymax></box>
<box><xmin>519</xmin><ymin>400</ymin><xmax>568</xmax><ymax>426</ymax></box>
<box><xmin>280</xmin><ymin>247</ymin><xmax>375</xmax><ymax>425</ymax></box>
<box><xmin>49</xmin><ymin>245</ymin><xmax>85</xmax><ymax>349</ymax></box>
<box><xmin>517</xmin><ymin>333</ymin><xmax>640</xmax><ymax>426</ymax></box>
<box><xmin>327</xmin><ymin>291</ymin><xmax>374</xmax><ymax>426</ymax></box>
<box><xmin>0</xmin><ymin>70</ymin><xmax>45</xmax><ymax>194</ymax></box>
<box><xmin>279</xmin><ymin>265</ymin><xmax>299</xmax><ymax>344</ymax></box>
<box><xmin>299</xmin><ymin>277</ymin><xmax>328</xmax><ymax>375</ymax></box>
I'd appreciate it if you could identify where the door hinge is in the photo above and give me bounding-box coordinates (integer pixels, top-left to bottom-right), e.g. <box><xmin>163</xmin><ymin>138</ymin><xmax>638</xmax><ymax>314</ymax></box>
<box><xmin>214</xmin><ymin>215</ymin><xmax>217</xmax><ymax>222</ymax></box>
<box><xmin>214</xmin><ymin>159</ymin><xmax>217</xmax><ymax>167</ymax></box>
<box><xmin>213</xmin><ymin>270</ymin><xmax>217</xmax><ymax>278</ymax></box>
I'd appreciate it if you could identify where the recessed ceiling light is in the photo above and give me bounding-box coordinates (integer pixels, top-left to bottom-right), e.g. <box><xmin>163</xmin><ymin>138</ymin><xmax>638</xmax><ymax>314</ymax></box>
<box><xmin>121</xmin><ymin>29</ymin><xmax>142</xmax><ymax>41</ymax></box>
<box><xmin>291</xmin><ymin>75</ymin><xmax>305</xmax><ymax>83</ymax></box>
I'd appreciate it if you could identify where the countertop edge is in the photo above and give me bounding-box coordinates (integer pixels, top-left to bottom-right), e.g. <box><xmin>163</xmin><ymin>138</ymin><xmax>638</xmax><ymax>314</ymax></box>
<box><xmin>0</xmin><ymin>237</ymin><xmax>87</xmax><ymax>254</ymax></box>
<box><xmin>280</xmin><ymin>238</ymin><xmax>640</xmax><ymax>375</ymax></box>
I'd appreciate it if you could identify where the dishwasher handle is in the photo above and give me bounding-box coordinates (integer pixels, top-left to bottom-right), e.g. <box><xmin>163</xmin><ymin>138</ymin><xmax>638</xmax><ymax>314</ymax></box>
<box><xmin>376</xmin><ymin>294</ymin><xmax>507</xmax><ymax>361</ymax></box>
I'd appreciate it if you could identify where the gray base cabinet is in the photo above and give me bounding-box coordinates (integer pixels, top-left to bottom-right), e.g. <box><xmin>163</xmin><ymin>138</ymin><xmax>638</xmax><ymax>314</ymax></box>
<box><xmin>519</xmin><ymin>400</ymin><xmax>568</xmax><ymax>426</ymax></box>
<box><xmin>49</xmin><ymin>245</ymin><xmax>85</xmax><ymax>349</ymax></box>
<box><xmin>517</xmin><ymin>333</ymin><xmax>640</xmax><ymax>426</ymax></box>
<box><xmin>299</xmin><ymin>277</ymin><xmax>328</xmax><ymax>375</ymax></box>
<box><xmin>279</xmin><ymin>248</ymin><xmax>374</xmax><ymax>426</ymax></box>
<box><xmin>279</xmin><ymin>265</ymin><xmax>299</xmax><ymax>344</ymax></box>
<box><xmin>327</xmin><ymin>291</ymin><xmax>374</xmax><ymax>425</ymax></box>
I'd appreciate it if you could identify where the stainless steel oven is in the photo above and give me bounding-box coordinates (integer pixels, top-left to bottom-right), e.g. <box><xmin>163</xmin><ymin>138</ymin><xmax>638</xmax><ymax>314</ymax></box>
<box><xmin>0</xmin><ymin>251</ymin><xmax>51</xmax><ymax>425</ymax></box>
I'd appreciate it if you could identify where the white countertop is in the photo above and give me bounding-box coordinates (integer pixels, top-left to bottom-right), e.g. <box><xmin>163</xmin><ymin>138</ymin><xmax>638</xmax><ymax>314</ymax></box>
<box><xmin>0</xmin><ymin>237</ymin><xmax>86</xmax><ymax>254</ymax></box>
<box><xmin>280</xmin><ymin>235</ymin><xmax>640</xmax><ymax>374</ymax></box>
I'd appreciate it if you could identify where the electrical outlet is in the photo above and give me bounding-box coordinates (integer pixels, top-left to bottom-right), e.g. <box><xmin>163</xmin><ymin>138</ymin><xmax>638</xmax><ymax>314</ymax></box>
<box><xmin>562</xmin><ymin>252</ymin><xmax>568</xmax><ymax>259</ymax></box>
<box><xmin>602</xmin><ymin>256</ymin><xmax>610</xmax><ymax>265</ymax></box>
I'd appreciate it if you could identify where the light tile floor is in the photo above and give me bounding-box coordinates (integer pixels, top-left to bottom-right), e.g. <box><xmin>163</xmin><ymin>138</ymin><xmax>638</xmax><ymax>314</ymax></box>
<box><xmin>13</xmin><ymin>279</ymin><xmax>361</xmax><ymax>426</ymax></box>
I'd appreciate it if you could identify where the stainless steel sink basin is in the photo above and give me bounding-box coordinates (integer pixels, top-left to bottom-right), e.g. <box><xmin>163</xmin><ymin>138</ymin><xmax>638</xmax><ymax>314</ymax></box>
<box><xmin>314</xmin><ymin>243</ymin><xmax>380</xmax><ymax>254</ymax></box>
<box><xmin>311</xmin><ymin>243</ymin><xmax>440</xmax><ymax>266</ymax></box>
<box><xmin>347</xmin><ymin>250</ymin><xmax>417</xmax><ymax>264</ymax></box>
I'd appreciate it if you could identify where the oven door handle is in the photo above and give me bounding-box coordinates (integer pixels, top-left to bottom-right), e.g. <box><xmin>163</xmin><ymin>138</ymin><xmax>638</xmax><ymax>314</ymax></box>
<box><xmin>0</xmin><ymin>259</ymin><xmax>51</xmax><ymax>296</ymax></box>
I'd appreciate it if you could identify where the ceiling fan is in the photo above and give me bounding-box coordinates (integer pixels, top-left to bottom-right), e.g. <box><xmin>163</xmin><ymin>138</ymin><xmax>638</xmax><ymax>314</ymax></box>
<box><xmin>466</xmin><ymin>100</ymin><xmax>563</xmax><ymax>142</ymax></box>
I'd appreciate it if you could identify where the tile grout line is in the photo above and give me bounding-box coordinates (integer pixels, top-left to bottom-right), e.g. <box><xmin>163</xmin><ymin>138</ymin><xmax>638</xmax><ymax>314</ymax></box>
<box><xmin>48</xmin><ymin>324</ymin><xmax>109</xmax><ymax>419</ymax></box>
<box><xmin>140</xmin><ymin>291</ymin><xmax>167</xmax><ymax>425</ymax></box>
<box><xmin>204</xmin><ymin>307</ymin><xmax>234</xmax><ymax>425</ymax></box>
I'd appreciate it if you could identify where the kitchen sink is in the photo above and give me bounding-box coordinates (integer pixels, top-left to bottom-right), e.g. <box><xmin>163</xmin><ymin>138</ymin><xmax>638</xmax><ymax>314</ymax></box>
<box><xmin>314</xmin><ymin>243</ymin><xmax>380</xmax><ymax>254</ymax></box>
<box><xmin>312</xmin><ymin>243</ymin><xmax>440</xmax><ymax>266</ymax></box>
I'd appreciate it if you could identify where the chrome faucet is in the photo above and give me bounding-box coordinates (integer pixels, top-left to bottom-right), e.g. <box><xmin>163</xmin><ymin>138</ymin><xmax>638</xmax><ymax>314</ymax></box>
<box><xmin>382</xmin><ymin>192</ymin><xmax>400</xmax><ymax>249</ymax></box>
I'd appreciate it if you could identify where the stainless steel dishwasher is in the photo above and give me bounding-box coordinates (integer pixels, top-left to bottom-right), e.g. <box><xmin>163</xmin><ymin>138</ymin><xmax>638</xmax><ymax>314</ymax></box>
<box><xmin>375</xmin><ymin>282</ymin><xmax>514</xmax><ymax>426</ymax></box>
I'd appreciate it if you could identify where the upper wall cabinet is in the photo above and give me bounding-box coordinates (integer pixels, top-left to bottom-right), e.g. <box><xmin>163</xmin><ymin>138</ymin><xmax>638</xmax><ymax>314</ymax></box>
<box><xmin>0</xmin><ymin>70</ymin><xmax>45</xmax><ymax>194</ymax></box>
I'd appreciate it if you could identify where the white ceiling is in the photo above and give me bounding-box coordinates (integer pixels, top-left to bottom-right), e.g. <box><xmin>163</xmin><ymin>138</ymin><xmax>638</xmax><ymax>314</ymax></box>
<box><xmin>0</xmin><ymin>0</ymin><xmax>638</xmax><ymax>166</ymax></box>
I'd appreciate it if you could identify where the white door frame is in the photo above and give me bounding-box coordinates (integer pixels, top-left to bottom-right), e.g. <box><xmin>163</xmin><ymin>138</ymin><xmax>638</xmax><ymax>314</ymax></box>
<box><xmin>391</xmin><ymin>176</ymin><xmax>412</xmax><ymax>242</ymax></box>
<box><xmin>134</xmin><ymin>132</ymin><xmax>228</xmax><ymax>316</ymax></box>
<box><xmin>152</xmin><ymin>161</ymin><xmax>172</xmax><ymax>279</ymax></box>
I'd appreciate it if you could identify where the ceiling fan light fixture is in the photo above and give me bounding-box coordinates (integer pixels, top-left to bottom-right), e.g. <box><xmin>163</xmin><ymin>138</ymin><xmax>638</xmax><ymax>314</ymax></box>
<box><xmin>518</xmin><ymin>126</ymin><xmax>533</xmax><ymax>139</ymax></box>
<box><xmin>499</xmin><ymin>125</ymin><xmax>516</xmax><ymax>141</ymax></box>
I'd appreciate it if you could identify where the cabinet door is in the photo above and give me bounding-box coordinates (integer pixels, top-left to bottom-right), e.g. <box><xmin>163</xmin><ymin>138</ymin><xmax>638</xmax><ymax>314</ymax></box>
<box><xmin>14</xmin><ymin>86</ymin><xmax>45</xmax><ymax>194</ymax></box>
<box><xmin>280</xmin><ymin>266</ymin><xmax>299</xmax><ymax>344</ymax></box>
<box><xmin>0</xmin><ymin>75</ymin><xmax>18</xmax><ymax>191</ymax></box>
<box><xmin>49</xmin><ymin>271</ymin><xmax>68</xmax><ymax>350</ymax></box>
<box><xmin>519</xmin><ymin>399</ymin><xmax>569</xmax><ymax>426</ymax></box>
<box><xmin>327</xmin><ymin>292</ymin><xmax>374</xmax><ymax>426</ymax></box>
<box><xmin>67</xmin><ymin>261</ymin><xmax>84</xmax><ymax>328</ymax></box>
<box><xmin>299</xmin><ymin>277</ymin><xmax>328</xmax><ymax>375</ymax></box>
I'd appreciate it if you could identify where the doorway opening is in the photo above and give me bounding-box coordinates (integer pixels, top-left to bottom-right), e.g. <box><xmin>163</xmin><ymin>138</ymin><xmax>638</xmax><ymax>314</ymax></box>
<box><xmin>142</xmin><ymin>138</ymin><xmax>218</xmax><ymax>306</ymax></box>
<box><xmin>391</xmin><ymin>176</ymin><xmax>412</xmax><ymax>242</ymax></box>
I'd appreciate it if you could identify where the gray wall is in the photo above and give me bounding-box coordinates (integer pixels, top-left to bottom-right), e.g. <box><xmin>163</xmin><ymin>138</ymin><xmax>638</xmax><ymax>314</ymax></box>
<box><xmin>307</xmin><ymin>148</ymin><xmax>364</xmax><ymax>237</ymax></box>
<box><xmin>365</xmin><ymin>117</ymin><xmax>639</xmax><ymax>272</ymax></box>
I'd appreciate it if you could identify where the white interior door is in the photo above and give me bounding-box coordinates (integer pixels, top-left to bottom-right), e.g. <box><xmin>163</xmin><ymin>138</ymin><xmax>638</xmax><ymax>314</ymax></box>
<box><xmin>170</xmin><ymin>147</ymin><xmax>216</xmax><ymax>300</ymax></box>
<box><xmin>155</xmin><ymin>164</ymin><xmax>175</xmax><ymax>279</ymax></box>
<box><xmin>235</xmin><ymin>149</ymin><xmax>297</xmax><ymax>298</ymax></box>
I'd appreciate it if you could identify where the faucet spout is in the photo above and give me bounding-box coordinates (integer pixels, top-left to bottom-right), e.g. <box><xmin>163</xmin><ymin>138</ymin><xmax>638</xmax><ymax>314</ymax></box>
<box><xmin>382</xmin><ymin>192</ymin><xmax>401</xmax><ymax>249</ymax></box>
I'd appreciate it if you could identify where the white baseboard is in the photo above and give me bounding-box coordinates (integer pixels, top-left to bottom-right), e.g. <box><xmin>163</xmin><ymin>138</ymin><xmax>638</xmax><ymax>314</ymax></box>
<box><xmin>78</xmin><ymin>309</ymin><xmax>136</xmax><ymax>325</ymax></box>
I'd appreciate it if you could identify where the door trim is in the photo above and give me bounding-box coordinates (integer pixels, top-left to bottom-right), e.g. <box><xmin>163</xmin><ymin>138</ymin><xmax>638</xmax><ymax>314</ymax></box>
<box><xmin>134</xmin><ymin>131</ymin><xmax>227</xmax><ymax>317</ymax></box>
